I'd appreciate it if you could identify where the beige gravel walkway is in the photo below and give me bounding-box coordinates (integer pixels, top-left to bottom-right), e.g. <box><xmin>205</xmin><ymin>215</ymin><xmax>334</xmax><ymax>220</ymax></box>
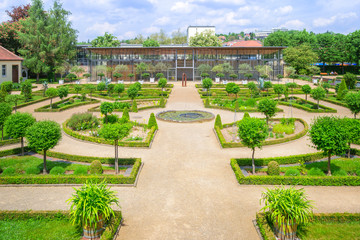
<box><xmin>0</xmin><ymin>82</ymin><xmax>360</xmax><ymax>240</ymax></box>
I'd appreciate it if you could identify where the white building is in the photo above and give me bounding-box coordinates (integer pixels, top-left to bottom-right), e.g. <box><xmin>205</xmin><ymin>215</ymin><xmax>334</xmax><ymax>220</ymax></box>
<box><xmin>187</xmin><ymin>26</ymin><xmax>215</xmax><ymax>44</ymax></box>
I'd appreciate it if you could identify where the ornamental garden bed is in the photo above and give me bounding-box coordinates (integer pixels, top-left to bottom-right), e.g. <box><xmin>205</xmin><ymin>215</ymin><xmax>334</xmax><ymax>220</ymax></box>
<box><xmin>230</xmin><ymin>151</ymin><xmax>360</xmax><ymax>186</ymax></box>
<box><xmin>88</xmin><ymin>99</ymin><xmax>166</xmax><ymax>112</ymax></box>
<box><xmin>0</xmin><ymin>210</ymin><xmax>122</xmax><ymax>240</ymax></box>
<box><xmin>277</xmin><ymin>96</ymin><xmax>337</xmax><ymax>113</ymax></box>
<box><xmin>257</xmin><ymin>212</ymin><xmax>360</xmax><ymax>240</ymax></box>
<box><xmin>35</xmin><ymin>96</ymin><xmax>99</xmax><ymax>112</ymax></box>
<box><xmin>9</xmin><ymin>95</ymin><xmax>51</xmax><ymax>110</ymax></box>
<box><xmin>216</xmin><ymin>118</ymin><xmax>308</xmax><ymax>148</ymax></box>
<box><xmin>205</xmin><ymin>97</ymin><xmax>284</xmax><ymax>112</ymax></box>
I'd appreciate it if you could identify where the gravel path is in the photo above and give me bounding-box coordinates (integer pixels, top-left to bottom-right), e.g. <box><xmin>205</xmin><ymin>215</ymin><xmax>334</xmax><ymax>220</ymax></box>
<box><xmin>0</xmin><ymin>81</ymin><xmax>359</xmax><ymax>240</ymax></box>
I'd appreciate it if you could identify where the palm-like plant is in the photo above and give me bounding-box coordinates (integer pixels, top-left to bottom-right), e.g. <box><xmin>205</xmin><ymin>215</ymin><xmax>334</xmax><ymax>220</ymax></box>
<box><xmin>67</xmin><ymin>182</ymin><xmax>120</xmax><ymax>236</ymax></box>
<box><xmin>260</xmin><ymin>186</ymin><xmax>313</xmax><ymax>239</ymax></box>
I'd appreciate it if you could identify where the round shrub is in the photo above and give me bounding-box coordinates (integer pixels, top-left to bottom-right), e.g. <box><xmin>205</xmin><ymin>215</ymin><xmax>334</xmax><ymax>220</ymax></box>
<box><xmin>285</xmin><ymin>169</ymin><xmax>300</xmax><ymax>176</ymax></box>
<box><xmin>90</xmin><ymin>160</ymin><xmax>103</xmax><ymax>174</ymax></box>
<box><xmin>333</xmin><ymin>169</ymin><xmax>348</xmax><ymax>176</ymax></box>
<box><xmin>25</xmin><ymin>166</ymin><xmax>40</xmax><ymax>175</ymax></box>
<box><xmin>307</xmin><ymin>167</ymin><xmax>325</xmax><ymax>176</ymax></box>
<box><xmin>2</xmin><ymin>167</ymin><xmax>16</xmax><ymax>176</ymax></box>
<box><xmin>49</xmin><ymin>166</ymin><xmax>65</xmax><ymax>175</ymax></box>
<box><xmin>267</xmin><ymin>161</ymin><xmax>280</xmax><ymax>176</ymax></box>
<box><xmin>73</xmin><ymin>166</ymin><xmax>88</xmax><ymax>175</ymax></box>
<box><xmin>107</xmin><ymin>114</ymin><xmax>119</xmax><ymax>124</ymax></box>
<box><xmin>356</xmin><ymin>169</ymin><xmax>360</xmax><ymax>176</ymax></box>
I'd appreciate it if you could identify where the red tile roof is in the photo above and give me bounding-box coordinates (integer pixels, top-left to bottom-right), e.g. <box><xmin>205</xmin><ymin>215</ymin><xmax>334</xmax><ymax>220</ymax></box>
<box><xmin>226</xmin><ymin>40</ymin><xmax>263</xmax><ymax>47</ymax></box>
<box><xmin>0</xmin><ymin>46</ymin><xmax>23</xmax><ymax>61</ymax></box>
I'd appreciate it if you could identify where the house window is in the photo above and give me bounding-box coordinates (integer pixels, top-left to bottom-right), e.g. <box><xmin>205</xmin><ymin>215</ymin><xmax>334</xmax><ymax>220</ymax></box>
<box><xmin>1</xmin><ymin>65</ymin><xmax>5</xmax><ymax>77</ymax></box>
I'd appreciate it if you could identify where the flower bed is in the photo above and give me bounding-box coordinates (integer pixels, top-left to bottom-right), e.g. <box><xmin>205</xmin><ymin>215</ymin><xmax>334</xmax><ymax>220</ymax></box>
<box><xmin>278</xmin><ymin>97</ymin><xmax>337</xmax><ymax>113</ymax></box>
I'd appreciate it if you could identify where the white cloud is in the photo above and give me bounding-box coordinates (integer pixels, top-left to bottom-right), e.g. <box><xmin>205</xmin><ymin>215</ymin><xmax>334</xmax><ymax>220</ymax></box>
<box><xmin>85</xmin><ymin>22</ymin><xmax>119</xmax><ymax>35</ymax></box>
<box><xmin>144</xmin><ymin>26</ymin><xmax>161</xmax><ymax>34</ymax></box>
<box><xmin>118</xmin><ymin>31</ymin><xmax>137</xmax><ymax>40</ymax></box>
<box><xmin>313</xmin><ymin>12</ymin><xmax>357</xmax><ymax>27</ymax></box>
<box><xmin>170</xmin><ymin>1</ymin><xmax>196</xmax><ymax>13</ymax></box>
<box><xmin>281</xmin><ymin>20</ymin><xmax>305</xmax><ymax>29</ymax></box>
<box><xmin>155</xmin><ymin>16</ymin><xmax>171</xmax><ymax>25</ymax></box>
<box><xmin>275</xmin><ymin>5</ymin><xmax>293</xmax><ymax>15</ymax></box>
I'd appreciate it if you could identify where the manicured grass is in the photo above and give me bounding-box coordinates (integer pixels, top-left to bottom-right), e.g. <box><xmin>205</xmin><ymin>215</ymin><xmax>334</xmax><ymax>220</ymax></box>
<box><xmin>272</xmin><ymin>123</ymin><xmax>295</xmax><ymax>134</ymax></box>
<box><xmin>0</xmin><ymin>218</ymin><xmax>81</xmax><ymax>240</ymax></box>
<box><xmin>8</xmin><ymin>95</ymin><xmax>45</xmax><ymax>108</ymax></box>
<box><xmin>0</xmin><ymin>156</ymin><xmax>126</xmax><ymax>175</ymax></box>
<box><xmin>297</xmin><ymin>221</ymin><xmax>360</xmax><ymax>240</ymax></box>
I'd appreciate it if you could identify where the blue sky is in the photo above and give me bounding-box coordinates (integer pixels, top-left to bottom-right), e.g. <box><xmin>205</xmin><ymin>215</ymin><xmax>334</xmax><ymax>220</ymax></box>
<box><xmin>1</xmin><ymin>0</ymin><xmax>359</xmax><ymax>42</ymax></box>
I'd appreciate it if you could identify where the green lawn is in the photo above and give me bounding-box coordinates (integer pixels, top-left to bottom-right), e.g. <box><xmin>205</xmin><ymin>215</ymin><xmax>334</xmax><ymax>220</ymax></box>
<box><xmin>8</xmin><ymin>95</ymin><xmax>46</xmax><ymax>108</ymax></box>
<box><xmin>0</xmin><ymin>156</ymin><xmax>126</xmax><ymax>175</ymax></box>
<box><xmin>0</xmin><ymin>218</ymin><xmax>81</xmax><ymax>240</ymax></box>
<box><xmin>297</xmin><ymin>221</ymin><xmax>360</xmax><ymax>240</ymax></box>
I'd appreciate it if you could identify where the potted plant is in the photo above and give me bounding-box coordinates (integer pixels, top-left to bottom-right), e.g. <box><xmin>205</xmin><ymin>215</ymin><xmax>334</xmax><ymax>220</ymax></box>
<box><xmin>260</xmin><ymin>186</ymin><xmax>313</xmax><ymax>240</ymax></box>
<box><xmin>67</xmin><ymin>182</ymin><xmax>120</xmax><ymax>239</ymax></box>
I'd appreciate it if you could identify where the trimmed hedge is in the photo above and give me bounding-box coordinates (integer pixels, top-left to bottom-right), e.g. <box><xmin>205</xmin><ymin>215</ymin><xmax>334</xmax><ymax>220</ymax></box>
<box><xmin>15</xmin><ymin>97</ymin><xmax>51</xmax><ymax>110</ymax></box>
<box><xmin>88</xmin><ymin>99</ymin><xmax>167</xmax><ymax>113</ymax></box>
<box><xmin>0</xmin><ymin>210</ymin><xmax>122</xmax><ymax>240</ymax></box>
<box><xmin>0</xmin><ymin>147</ymin><xmax>30</xmax><ymax>157</ymax></box>
<box><xmin>35</xmin><ymin>97</ymin><xmax>100</xmax><ymax>112</ymax></box>
<box><xmin>230</xmin><ymin>158</ymin><xmax>360</xmax><ymax>186</ymax></box>
<box><xmin>278</xmin><ymin>98</ymin><xmax>337</xmax><ymax>113</ymax></box>
<box><xmin>321</xmin><ymin>97</ymin><xmax>348</xmax><ymax>108</ymax></box>
<box><xmin>63</xmin><ymin>120</ymin><xmax>156</xmax><ymax>147</ymax></box>
<box><xmin>204</xmin><ymin>99</ymin><xmax>284</xmax><ymax>113</ymax></box>
<box><xmin>256</xmin><ymin>212</ymin><xmax>360</xmax><ymax>240</ymax></box>
<box><xmin>216</xmin><ymin>118</ymin><xmax>309</xmax><ymax>148</ymax></box>
<box><xmin>0</xmin><ymin>138</ymin><xmax>20</xmax><ymax>146</ymax></box>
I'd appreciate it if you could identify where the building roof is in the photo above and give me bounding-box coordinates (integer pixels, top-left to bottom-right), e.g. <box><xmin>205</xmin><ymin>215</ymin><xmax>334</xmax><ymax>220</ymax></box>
<box><xmin>225</xmin><ymin>40</ymin><xmax>263</xmax><ymax>47</ymax></box>
<box><xmin>0</xmin><ymin>46</ymin><xmax>23</xmax><ymax>61</ymax></box>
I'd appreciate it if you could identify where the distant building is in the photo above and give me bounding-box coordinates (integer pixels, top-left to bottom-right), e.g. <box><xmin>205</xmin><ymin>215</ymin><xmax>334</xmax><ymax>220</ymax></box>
<box><xmin>187</xmin><ymin>26</ymin><xmax>216</xmax><ymax>44</ymax></box>
<box><xmin>218</xmin><ymin>36</ymin><xmax>226</xmax><ymax>42</ymax></box>
<box><xmin>224</xmin><ymin>40</ymin><xmax>263</xmax><ymax>47</ymax></box>
<box><xmin>0</xmin><ymin>46</ymin><xmax>23</xmax><ymax>84</ymax></box>
<box><xmin>254</xmin><ymin>27</ymin><xmax>289</xmax><ymax>40</ymax></box>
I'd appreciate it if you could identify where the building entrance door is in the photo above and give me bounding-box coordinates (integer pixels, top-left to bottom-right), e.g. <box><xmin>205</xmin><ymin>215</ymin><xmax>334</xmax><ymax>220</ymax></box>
<box><xmin>12</xmin><ymin>65</ymin><xmax>18</xmax><ymax>83</ymax></box>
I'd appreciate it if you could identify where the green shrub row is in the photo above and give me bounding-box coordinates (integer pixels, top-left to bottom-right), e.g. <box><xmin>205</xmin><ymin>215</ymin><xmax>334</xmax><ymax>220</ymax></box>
<box><xmin>321</xmin><ymin>97</ymin><xmax>348</xmax><ymax>108</ymax></box>
<box><xmin>35</xmin><ymin>97</ymin><xmax>100</xmax><ymax>112</ymax></box>
<box><xmin>278</xmin><ymin>100</ymin><xmax>337</xmax><ymax>113</ymax></box>
<box><xmin>217</xmin><ymin>118</ymin><xmax>308</xmax><ymax>148</ymax></box>
<box><xmin>0</xmin><ymin>147</ymin><xmax>30</xmax><ymax>157</ymax></box>
<box><xmin>256</xmin><ymin>212</ymin><xmax>360</xmax><ymax>240</ymax></box>
<box><xmin>15</xmin><ymin>97</ymin><xmax>51</xmax><ymax>110</ymax></box>
<box><xmin>63</xmin><ymin>120</ymin><xmax>156</xmax><ymax>147</ymax></box>
<box><xmin>0</xmin><ymin>138</ymin><xmax>20</xmax><ymax>146</ymax></box>
<box><xmin>230</xmin><ymin>158</ymin><xmax>360</xmax><ymax>186</ymax></box>
<box><xmin>0</xmin><ymin>210</ymin><xmax>122</xmax><ymax>240</ymax></box>
<box><xmin>88</xmin><ymin>99</ymin><xmax>166</xmax><ymax>113</ymax></box>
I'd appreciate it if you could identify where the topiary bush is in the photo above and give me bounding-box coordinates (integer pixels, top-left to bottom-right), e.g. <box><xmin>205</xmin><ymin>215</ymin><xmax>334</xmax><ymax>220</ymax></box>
<box><xmin>107</xmin><ymin>114</ymin><xmax>119</xmax><ymax>124</ymax></box>
<box><xmin>113</xmin><ymin>101</ymin><xmax>130</xmax><ymax>110</ymax></box>
<box><xmin>159</xmin><ymin>97</ymin><xmax>165</xmax><ymax>108</ymax></box>
<box><xmin>243</xmin><ymin>112</ymin><xmax>250</xmax><ymax>119</ymax></box>
<box><xmin>214</xmin><ymin>114</ymin><xmax>222</xmax><ymax>129</ymax></box>
<box><xmin>67</xmin><ymin>113</ymin><xmax>99</xmax><ymax>131</ymax></box>
<box><xmin>73</xmin><ymin>166</ymin><xmax>88</xmax><ymax>175</ymax></box>
<box><xmin>2</xmin><ymin>167</ymin><xmax>15</xmax><ymax>176</ymax></box>
<box><xmin>205</xmin><ymin>98</ymin><xmax>210</xmax><ymax>107</ymax></box>
<box><xmin>285</xmin><ymin>169</ymin><xmax>300</xmax><ymax>176</ymax></box>
<box><xmin>131</xmin><ymin>100</ymin><xmax>138</xmax><ymax>112</ymax></box>
<box><xmin>307</xmin><ymin>167</ymin><xmax>325</xmax><ymax>176</ymax></box>
<box><xmin>121</xmin><ymin>107</ymin><xmax>130</xmax><ymax>123</ymax></box>
<box><xmin>49</xmin><ymin>166</ymin><xmax>65</xmax><ymax>175</ymax></box>
<box><xmin>333</xmin><ymin>169</ymin><xmax>348</xmax><ymax>176</ymax></box>
<box><xmin>25</xmin><ymin>166</ymin><xmax>40</xmax><ymax>175</ymax></box>
<box><xmin>90</xmin><ymin>160</ymin><xmax>103</xmax><ymax>174</ymax></box>
<box><xmin>148</xmin><ymin>113</ymin><xmax>158</xmax><ymax>130</ymax></box>
<box><xmin>267</xmin><ymin>161</ymin><xmax>280</xmax><ymax>176</ymax></box>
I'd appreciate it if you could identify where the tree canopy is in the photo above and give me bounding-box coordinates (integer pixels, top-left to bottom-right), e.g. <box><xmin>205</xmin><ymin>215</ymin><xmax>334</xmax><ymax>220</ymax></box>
<box><xmin>283</xmin><ymin>44</ymin><xmax>318</xmax><ymax>74</ymax></box>
<box><xmin>142</xmin><ymin>39</ymin><xmax>160</xmax><ymax>47</ymax></box>
<box><xmin>189</xmin><ymin>30</ymin><xmax>221</xmax><ymax>47</ymax></box>
<box><xmin>91</xmin><ymin>32</ymin><xmax>120</xmax><ymax>47</ymax></box>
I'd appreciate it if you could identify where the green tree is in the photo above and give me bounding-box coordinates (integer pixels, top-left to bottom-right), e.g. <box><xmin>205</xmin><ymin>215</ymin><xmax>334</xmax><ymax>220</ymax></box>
<box><xmin>222</xmin><ymin>62</ymin><xmax>234</xmax><ymax>79</ymax></box>
<box><xmin>85</xmin><ymin>84</ymin><xmax>96</xmax><ymax>99</ymax></box>
<box><xmin>337</xmin><ymin>79</ymin><xmax>347</xmax><ymax>100</ymax></box>
<box><xmin>247</xmin><ymin>82</ymin><xmax>258</xmax><ymax>98</ymax></box>
<box><xmin>142</xmin><ymin>39</ymin><xmax>160</xmax><ymax>47</ymax></box>
<box><xmin>238</xmin><ymin>63</ymin><xmax>252</xmax><ymax>78</ymax></box>
<box><xmin>211</xmin><ymin>64</ymin><xmax>223</xmax><ymax>78</ymax></box>
<box><xmin>301</xmin><ymin>84</ymin><xmax>311</xmax><ymax>101</ymax></box>
<box><xmin>343</xmin><ymin>73</ymin><xmax>357</xmax><ymax>89</ymax></box>
<box><xmin>273</xmin><ymin>84</ymin><xmax>284</xmax><ymax>101</ymax></box>
<box><xmin>258</xmin><ymin>99</ymin><xmax>277</xmax><ymax>125</ymax></box>
<box><xmin>114</xmin><ymin>84</ymin><xmax>125</xmax><ymax>97</ymax></box>
<box><xmin>100</xmin><ymin>102</ymin><xmax>114</xmax><ymax>124</ymax></box>
<box><xmin>45</xmin><ymin>88</ymin><xmax>58</xmax><ymax>109</ymax></box>
<box><xmin>99</xmin><ymin>123</ymin><xmax>131</xmax><ymax>174</ymax></box>
<box><xmin>57</xmin><ymin>86</ymin><xmax>69</xmax><ymax>100</ymax></box>
<box><xmin>283</xmin><ymin>44</ymin><xmax>318</xmax><ymax>74</ymax></box>
<box><xmin>71</xmin><ymin>66</ymin><xmax>84</xmax><ymax>79</ymax></box>
<box><xmin>255</xmin><ymin>65</ymin><xmax>273</xmax><ymax>79</ymax></box>
<box><xmin>238</xmin><ymin>117</ymin><xmax>268</xmax><ymax>174</ymax></box>
<box><xmin>202</xmin><ymin>78</ymin><xmax>213</xmax><ymax>96</ymax></box>
<box><xmin>26</xmin><ymin>120</ymin><xmax>61</xmax><ymax>174</ymax></box>
<box><xmin>74</xmin><ymin>85</ymin><xmax>82</xmax><ymax>96</ymax></box>
<box><xmin>91</xmin><ymin>32</ymin><xmax>120</xmax><ymax>47</ymax></box>
<box><xmin>0</xmin><ymin>103</ymin><xmax>12</xmax><ymax>140</ymax></box>
<box><xmin>21</xmin><ymin>79</ymin><xmax>32</xmax><ymax>102</ymax></box>
<box><xmin>5</xmin><ymin>112</ymin><xmax>36</xmax><ymax>155</ymax></box>
<box><xmin>5</xmin><ymin>94</ymin><xmax>24</xmax><ymax>112</ymax></box>
<box><xmin>113</xmin><ymin>72</ymin><xmax>122</xmax><ymax>81</ymax></box>
<box><xmin>344</xmin><ymin>92</ymin><xmax>360</xmax><ymax>119</ymax></box>
<box><xmin>135</xmin><ymin>62</ymin><xmax>148</xmax><ymax>80</ymax></box>
<box><xmin>311</xmin><ymin>87</ymin><xmax>326</xmax><ymax>109</ymax></box>
<box><xmin>158</xmin><ymin>78</ymin><xmax>167</xmax><ymax>92</ymax></box>
<box><xmin>263</xmin><ymin>31</ymin><xmax>291</xmax><ymax>47</ymax></box>
<box><xmin>263</xmin><ymin>81</ymin><xmax>272</xmax><ymax>92</ymax></box>
<box><xmin>189</xmin><ymin>30</ymin><xmax>221</xmax><ymax>47</ymax></box>
<box><xmin>1</xmin><ymin>81</ymin><xmax>13</xmax><ymax>94</ymax></box>
<box><xmin>286</xmin><ymin>82</ymin><xmax>297</xmax><ymax>96</ymax></box>
<box><xmin>309</xmin><ymin>116</ymin><xmax>348</xmax><ymax>175</ymax></box>
<box><xmin>346</xmin><ymin>30</ymin><xmax>360</xmax><ymax>66</ymax></box>
<box><xmin>127</xmin><ymin>84</ymin><xmax>139</xmax><ymax>100</ymax></box>
<box><xmin>341</xmin><ymin>118</ymin><xmax>360</xmax><ymax>158</ymax></box>
<box><xmin>107</xmin><ymin>84</ymin><xmax>115</xmax><ymax>96</ymax></box>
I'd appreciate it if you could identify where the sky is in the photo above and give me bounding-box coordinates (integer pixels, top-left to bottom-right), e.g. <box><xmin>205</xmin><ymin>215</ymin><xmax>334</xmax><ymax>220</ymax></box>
<box><xmin>1</xmin><ymin>0</ymin><xmax>360</xmax><ymax>42</ymax></box>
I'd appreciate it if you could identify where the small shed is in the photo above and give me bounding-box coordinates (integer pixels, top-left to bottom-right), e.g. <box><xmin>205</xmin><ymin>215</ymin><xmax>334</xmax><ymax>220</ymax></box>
<box><xmin>0</xmin><ymin>46</ymin><xmax>23</xmax><ymax>84</ymax></box>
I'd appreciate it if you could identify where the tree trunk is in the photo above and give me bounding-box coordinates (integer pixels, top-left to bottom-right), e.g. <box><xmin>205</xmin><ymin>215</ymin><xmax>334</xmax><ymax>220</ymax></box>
<box><xmin>43</xmin><ymin>150</ymin><xmax>47</xmax><ymax>174</ymax></box>
<box><xmin>355</xmin><ymin>113</ymin><xmax>357</xmax><ymax>119</ymax></box>
<box><xmin>278</xmin><ymin>94</ymin><xmax>280</xmax><ymax>101</ymax></box>
<box><xmin>50</xmin><ymin>98</ymin><xmax>53</xmax><ymax>109</ymax></box>
<box><xmin>327</xmin><ymin>153</ymin><xmax>331</xmax><ymax>176</ymax></box>
<box><xmin>21</xmin><ymin>137</ymin><xmax>24</xmax><ymax>156</ymax></box>
<box><xmin>115</xmin><ymin>140</ymin><xmax>119</xmax><ymax>174</ymax></box>
<box><xmin>317</xmin><ymin>99</ymin><xmax>320</xmax><ymax>109</ymax></box>
<box><xmin>252</xmin><ymin>148</ymin><xmax>256</xmax><ymax>175</ymax></box>
<box><xmin>14</xmin><ymin>103</ymin><xmax>17</xmax><ymax>112</ymax></box>
<box><xmin>36</xmin><ymin>73</ymin><xmax>39</xmax><ymax>82</ymax></box>
<box><xmin>305</xmin><ymin>93</ymin><xmax>307</xmax><ymax>101</ymax></box>
<box><xmin>266</xmin><ymin>117</ymin><xmax>269</xmax><ymax>125</ymax></box>
<box><xmin>348</xmin><ymin>142</ymin><xmax>351</xmax><ymax>158</ymax></box>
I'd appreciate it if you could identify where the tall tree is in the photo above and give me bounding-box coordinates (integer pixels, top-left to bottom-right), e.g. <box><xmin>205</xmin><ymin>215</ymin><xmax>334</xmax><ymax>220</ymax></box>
<box><xmin>283</xmin><ymin>44</ymin><xmax>318</xmax><ymax>74</ymax></box>
<box><xmin>171</xmin><ymin>29</ymin><xmax>187</xmax><ymax>44</ymax></box>
<box><xmin>189</xmin><ymin>30</ymin><xmax>221</xmax><ymax>47</ymax></box>
<box><xmin>91</xmin><ymin>32</ymin><xmax>120</xmax><ymax>47</ymax></box>
<box><xmin>346</xmin><ymin>30</ymin><xmax>360</xmax><ymax>65</ymax></box>
<box><xmin>17</xmin><ymin>0</ymin><xmax>49</xmax><ymax>81</ymax></box>
<box><xmin>6</xmin><ymin>4</ymin><xmax>31</xmax><ymax>22</ymax></box>
<box><xmin>143</xmin><ymin>39</ymin><xmax>160</xmax><ymax>47</ymax></box>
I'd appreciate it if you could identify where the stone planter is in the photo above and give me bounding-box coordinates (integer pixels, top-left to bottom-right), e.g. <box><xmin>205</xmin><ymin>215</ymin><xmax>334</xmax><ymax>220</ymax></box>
<box><xmin>59</xmin><ymin>79</ymin><xmax>64</xmax><ymax>85</ymax></box>
<box><xmin>274</xmin><ymin>220</ymin><xmax>298</xmax><ymax>240</ymax></box>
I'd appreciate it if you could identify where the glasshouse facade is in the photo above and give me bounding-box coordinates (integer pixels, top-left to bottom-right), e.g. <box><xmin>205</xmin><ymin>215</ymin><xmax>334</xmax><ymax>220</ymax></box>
<box><xmin>79</xmin><ymin>46</ymin><xmax>285</xmax><ymax>81</ymax></box>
